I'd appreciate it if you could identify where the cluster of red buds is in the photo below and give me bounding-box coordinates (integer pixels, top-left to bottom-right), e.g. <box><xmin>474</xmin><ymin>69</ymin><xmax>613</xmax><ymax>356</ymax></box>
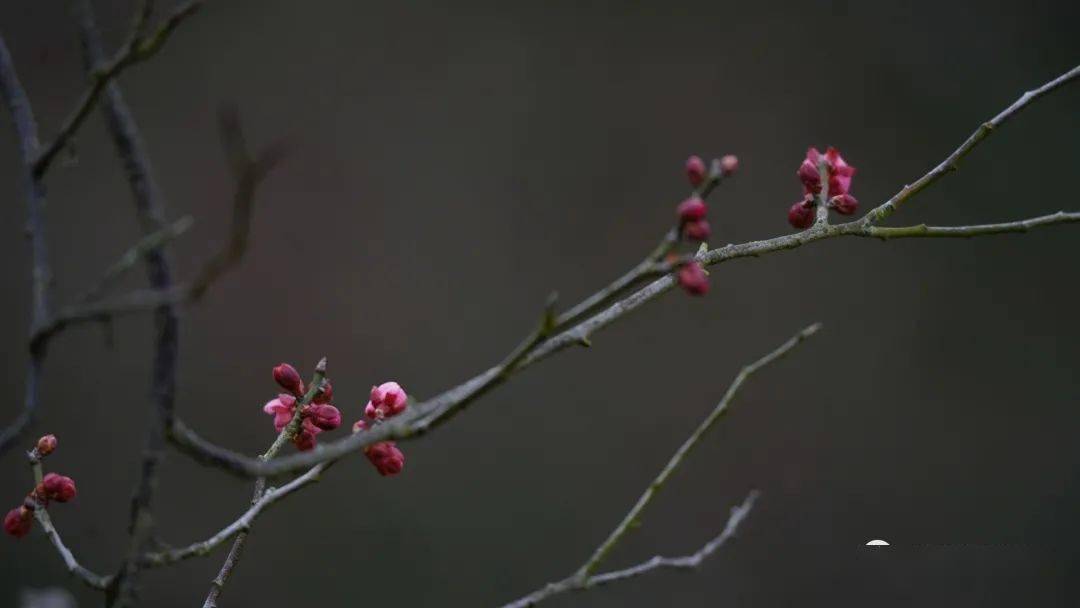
<box><xmin>352</xmin><ymin>382</ymin><xmax>407</xmax><ymax>476</ymax></box>
<box><xmin>264</xmin><ymin>363</ymin><xmax>342</xmax><ymax>451</ymax></box>
<box><xmin>788</xmin><ymin>147</ymin><xmax>858</xmax><ymax>229</ymax></box>
<box><xmin>4</xmin><ymin>435</ymin><xmax>76</xmax><ymax>539</ymax></box>
<box><xmin>675</xmin><ymin>154</ymin><xmax>738</xmax><ymax>296</ymax></box>
<box><xmin>262</xmin><ymin>363</ymin><xmax>406</xmax><ymax>476</ymax></box>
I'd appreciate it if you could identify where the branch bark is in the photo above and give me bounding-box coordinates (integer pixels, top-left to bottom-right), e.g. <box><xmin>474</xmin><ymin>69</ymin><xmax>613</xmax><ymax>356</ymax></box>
<box><xmin>32</xmin><ymin>0</ymin><xmax>203</xmax><ymax>177</ymax></box>
<box><xmin>498</xmin><ymin>322</ymin><xmax>819</xmax><ymax>607</ymax></box>
<box><xmin>0</xmin><ymin>35</ymin><xmax>53</xmax><ymax>457</ymax></box>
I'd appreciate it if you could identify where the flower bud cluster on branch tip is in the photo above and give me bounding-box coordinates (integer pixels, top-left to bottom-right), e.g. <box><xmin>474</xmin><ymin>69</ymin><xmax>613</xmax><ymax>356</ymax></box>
<box><xmin>36</xmin><ymin>434</ymin><xmax>57</xmax><ymax>456</ymax></box>
<box><xmin>263</xmin><ymin>363</ymin><xmax>343</xmax><ymax>451</ymax></box>
<box><xmin>789</xmin><ymin>147</ymin><xmax>858</xmax><ymax>229</ymax></box>
<box><xmin>6</xmin><ymin>436</ymin><xmax>78</xmax><ymax>538</ymax></box>
<box><xmin>352</xmin><ymin>381</ymin><xmax>408</xmax><ymax>476</ymax></box>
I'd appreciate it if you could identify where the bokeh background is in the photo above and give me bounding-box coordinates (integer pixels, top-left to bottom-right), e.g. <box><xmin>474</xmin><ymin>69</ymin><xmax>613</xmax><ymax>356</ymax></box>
<box><xmin>1</xmin><ymin>1</ymin><xmax>1078</xmax><ymax>606</ymax></box>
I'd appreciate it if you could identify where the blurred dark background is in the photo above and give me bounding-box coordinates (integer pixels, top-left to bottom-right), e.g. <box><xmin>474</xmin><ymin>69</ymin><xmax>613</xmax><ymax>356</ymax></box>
<box><xmin>1</xmin><ymin>0</ymin><xmax>1078</xmax><ymax>606</ymax></box>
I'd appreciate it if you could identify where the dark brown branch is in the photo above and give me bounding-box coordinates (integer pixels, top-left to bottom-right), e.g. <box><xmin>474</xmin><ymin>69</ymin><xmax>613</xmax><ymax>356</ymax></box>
<box><xmin>32</xmin><ymin>0</ymin><xmax>202</xmax><ymax>177</ymax></box>
<box><xmin>73</xmin><ymin>2</ymin><xmax>181</xmax><ymax>604</ymax></box>
<box><xmin>74</xmin><ymin>215</ymin><xmax>193</xmax><ymax>304</ymax></box>
<box><xmin>0</xmin><ymin>35</ymin><xmax>53</xmax><ymax>456</ymax></box>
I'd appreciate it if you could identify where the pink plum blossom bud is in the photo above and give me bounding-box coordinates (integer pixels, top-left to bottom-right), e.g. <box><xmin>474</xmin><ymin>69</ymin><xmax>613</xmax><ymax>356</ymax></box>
<box><xmin>364</xmin><ymin>442</ymin><xmax>405</xmax><ymax>476</ymax></box>
<box><xmin>370</xmin><ymin>382</ymin><xmax>407</xmax><ymax>418</ymax></box>
<box><xmin>685</xmin><ymin>155</ymin><xmax>706</xmax><ymax>187</ymax></box>
<box><xmin>263</xmin><ymin>394</ymin><xmax>297</xmax><ymax>432</ymax></box>
<box><xmin>364</xmin><ymin>401</ymin><xmax>378</xmax><ymax>419</ymax></box>
<box><xmin>830</xmin><ymin>193</ymin><xmax>859</xmax><ymax>215</ymax></box>
<box><xmin>313</xmin><ymin>380</ymin><xmax>333</xmax><ymax>404</ymax></box>
<box><xmin>676</xmin><ymin>196</ymin><xmax>707</xmax><ymax>223</ymax></box>
<box><xmin>824</xmin><ymin>147</ymin><xmax>855</xmax><ymax>197</ymax></box>
<box><xmin>41</xmin><ymin>473</ymin><xmax>76</xmax><ymax>503</ymax></box>
<box><xmin>788</xmin><ymin>198</ymin><xmax>816</xmax><ymax>230</ymax></box>
<box><xmin>683</xmin><ymin>219</ymin><xmax>711</xmax><ymax>242</ymax></box>
<box><xmin>797</xmin><ymin>148</ymin><xmax>822</xmax><ymax>194</ymax></box>
<box><xmin>3</xmin><ymin>507</ymin><xmax>32</xmax><ymax>538</ymax></box>
<box><xmin>273</xmin><ymin>363</ymin><xmax>304</xmax><ymax>396</ymax></box>
<box><xmin>304</xmin><ymin>403</ymin><xmax>342</xmax><ymax>431</ymax></box>
<box><xmin>719</xmin><ymin>154</ymin><xmax>738</xmax><ymax>176</ymax></box>
<box><xmin>677</xmin><ymin>262</ymin><xmax>709</xmax><ymax>296</ymax></box>
<box><xmin>292</xmin><ymin>418</ymin><xmax>322</xmax><ymax>452</ymax></box>
<box><xmin>352</xmin><ymin>419</ymin><xmax>369</xmax><ymax>433</ymax></box>
<box><xmin>36</xmin><ymin>435</ymin><xmax>57</xmax><ymax>456</ymax></box>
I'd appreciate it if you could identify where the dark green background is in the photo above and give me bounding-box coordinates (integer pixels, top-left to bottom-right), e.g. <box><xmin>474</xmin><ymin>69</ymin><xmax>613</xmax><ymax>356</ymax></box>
<box><xmin>1</xmin><ymin>1</ymin><xmax>1078</xmax><ymax>606</ymax></box>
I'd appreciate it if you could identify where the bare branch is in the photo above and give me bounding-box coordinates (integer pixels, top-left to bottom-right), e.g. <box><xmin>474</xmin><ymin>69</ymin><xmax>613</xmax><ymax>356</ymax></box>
<box><xmin>498</xmin><ymin>324</ymin><xmax>820</xmax><ymax>607</ymax></box>
<box><xmin>31</xmin><ymin>507</ymin><xmax>114</xmax><ymax>591</ymax></box>
<box><xmin>140</xmin><ymin>463</ymin><xmax>328</xmax><ymax>568</ymax></box>
<box><xmin>25</xmin><ymin>453</ymin><xmax>113</xmax><ymax>590</ymax></box>
<box><xmin>0</xmin><ymin>35</ymin><xmax>52</xmax><ymax>456</ymax></box>
<box><xmin>202</xmin><ymin>361</ymin><xmax>328</xmax><ymax>608</ymax></box>
<box><xmin>32</xmin><ymin>0</ymin><xmax>203</xmax><ymax>177</ymax></box>
<box><xmin>863</xmin><ymin>63</ymin><xmax>1080</xmax><ymax>224</ymax></box>
<box><xmin>165</xmin><ymin>204</ymin><xmax>1080</xmax><ymax>481</ymax></box>
<box><xmin>74</xmin><ymin>215</ymin><xmax>194</xmax><ymax>304</ymax></box>
<box><xmin>71</xmin><ymin>2</ymin><xmax>184</xmax><ymax>603</ymax></box>
<box><xmin>500</xmin><ymin>491</ymin><xmax>758</xmax><ymax>608</ymax></box>
<box><xmin>577</xmin><ymin>323</ymin><xmax>819</xmax><ymax>578</ymax></box>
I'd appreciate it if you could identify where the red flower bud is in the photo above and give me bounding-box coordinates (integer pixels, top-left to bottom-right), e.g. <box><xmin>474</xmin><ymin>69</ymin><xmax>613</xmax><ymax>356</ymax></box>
<box><xmin>292</xmin><ymin>418</ymin><xmax>322</xmax><ymax>452</ymax></box>
<box><xmin>41</xmin><ymin>473</ymin><xmax>76</xmax><ymax>503</ymax></box>
<box><xmin>3</xmin><ymin>507</ymin><xmax>33</xmax><ymax>538</ymax></box>
<box><xmin>719</xmin><ymin>154</ymin><xmax>738</xmax><ymax>176</ymax></box>
<box><xmin>273</xmin><ymin>363</ymin><xmax>304</xmax><ymax>396</ymax></box>
<box><xmin>788</xmin><ymin>198</ymin><xmax>816</xmax><ymax>230</ymax></box>
<box><xmin>352</xmin><ymin>419</ymin><xmax>369</xmax><ymax>433</ymax></box>
<box><xmin>685</xmin><ymin>155</ymin><xmax>706</xmax><ymax>187</ymax></box>
<box><xmin>830</xmin><ymin>193</ymin><xmax>859</xmax><ymax>215</ymax></box>
<box><xmin>677</xmin><ymin>262</ymin><xmax>709</xmax><ymax>296</ymax></box>
<box><xmin>303</xmin><ymin>403</ymin><xmax>342</xmax><ymax>431</ymax></box>
<box><xmin>364</xmin><ymin>441</ymin><xmax>405</xmax><ymax>476</ymax></box>
<box><xmin>683</xmin><ymin>219</ymin><xmax>711</xmax><ymax>242</ymax></box>
<box><xmin>36</xmin><ymin>435</ymin><xmax>57</xmax><ymax>456</ymax></box>
<box><xmin>313</xmin><ymin>380</ymin><xmax>333</xmax><ymax>404</ymax></box>
<box><xmin>797</xmin><ymin>148</ymin><xmax>822</xmax><ymax>194</ymax></box>
<box><xmin>676</xmin><ymin>196</ymin><xmax>707</xmax><ymax>223</ymax></box>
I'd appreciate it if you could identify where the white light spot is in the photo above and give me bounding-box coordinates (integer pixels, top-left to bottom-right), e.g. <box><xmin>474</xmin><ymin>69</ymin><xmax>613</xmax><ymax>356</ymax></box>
<box><xmin>865</xmin><ymin>539</ymin><xmax>890</xmax><ymax>546</ymax></box>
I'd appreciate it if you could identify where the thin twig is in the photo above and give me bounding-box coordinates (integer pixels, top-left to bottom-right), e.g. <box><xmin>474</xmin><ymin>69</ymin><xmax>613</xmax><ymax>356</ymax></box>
<box><xmin>32</xmin><ymin>0</ymin><xmax>203</xmax><ymax>177</ymax></box>
<box><xmin>498</xmin><ymin>324</ymin><xmax>819</xmax><ymax>607</ymax></box>
<box><xmin>202</xmin><ymin>360</ymin><xmax>327</xmax><ymax>608</ymax></box>
<box><xmin>26</xmin><ymin>455</ymin><xmax>113</xmax><ymax>590</ymax></box>
<box><xmin>500</xmin><ymin>491</ymin><xmax>758</xmax><ymax>608</ymax></box>
<box><xmin>577</xmin><ymin>323</ymin><xmax>819</xmax><ymax>579</ymax></box>
<box><xmin>74</xmin><ymin>215</ymin><xmax>194</xmax><ymax>304</ymax></box>
<box><xmin>32</xmin><ymin>507</ymin><xmax>114</xmax><ymax>591</ymax></box>
<box><xmin>139</xmin><ymin>463</ymin><xmax>328</xmax><ymax>568</ymax></box>
<box><xmin>862</xmin><ymin>63</ymin><xmax>1080</xmax><ymax>224</ymax></box>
